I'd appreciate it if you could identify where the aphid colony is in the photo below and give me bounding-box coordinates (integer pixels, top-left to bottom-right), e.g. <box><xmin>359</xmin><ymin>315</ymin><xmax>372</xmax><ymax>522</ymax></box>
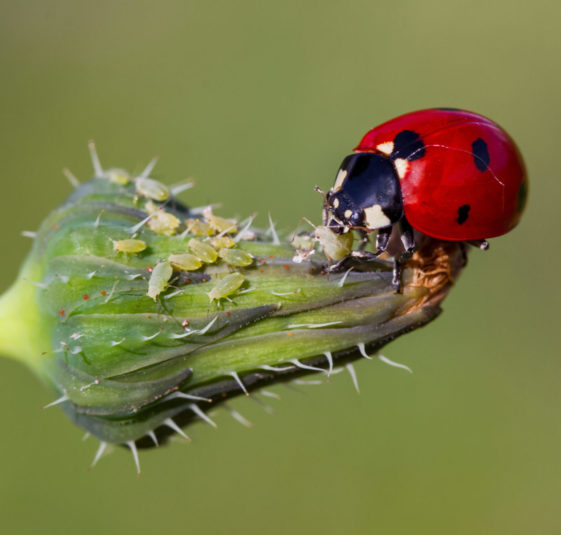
<box><xmin>105</xmin><ymin>165</ymin><xmax>352</xmax><ymax>305</ymax></box>
<box><xmin>108</xmin><ymin>172</ymin><xmax>256</xmax><ymax>303</ymax></box>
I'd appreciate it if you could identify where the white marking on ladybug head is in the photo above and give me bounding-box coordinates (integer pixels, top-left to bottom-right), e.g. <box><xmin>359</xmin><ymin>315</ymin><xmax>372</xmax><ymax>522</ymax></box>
<box><xmin>344</xmin><ymin>209</ymin><xmax>353</xmax><ymax>219</ymax></box>
<box><xmin>394</xmin><ymin>158</ymin><xmax>409</xmax><ymax>179</ymax></box>
<box><xmin>333</xmin><ymin>169</ymin><xmax>348</xmax><ymax>192</ymax></box>
<box><xmin>332</xmin><ymin>197</ymin><xmax>340</xmax><ymax>209</ymax></box>
<box><xmin>363</xmin><ymin>204</ymin><xmax>391</xmax><ymax>229</ymax></box>
<box><xmin>376</xmin><ymin>141</ymin><xmax>394</xmax><ymax>155</ymax></box>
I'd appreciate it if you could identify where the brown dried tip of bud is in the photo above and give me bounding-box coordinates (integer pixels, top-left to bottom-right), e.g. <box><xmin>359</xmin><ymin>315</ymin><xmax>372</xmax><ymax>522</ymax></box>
<box><xmin>407</xmin><ymin>238</ymin><xmax>468</xmax><ymax>311</ymax></box>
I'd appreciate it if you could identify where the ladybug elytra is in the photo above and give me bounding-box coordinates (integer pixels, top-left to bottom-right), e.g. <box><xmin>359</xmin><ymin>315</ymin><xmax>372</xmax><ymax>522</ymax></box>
<box><xmin>320</xmin><ymin>108</ymin><xmax>528</xmax><ymax>290</ymax></box>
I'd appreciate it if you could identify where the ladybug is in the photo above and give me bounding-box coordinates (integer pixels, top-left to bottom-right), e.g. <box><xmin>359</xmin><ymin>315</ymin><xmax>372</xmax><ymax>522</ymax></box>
<box><xmin>320</xmin><ymin>108</ymin><xmax>528</xmax><ymax>290</ymax></box>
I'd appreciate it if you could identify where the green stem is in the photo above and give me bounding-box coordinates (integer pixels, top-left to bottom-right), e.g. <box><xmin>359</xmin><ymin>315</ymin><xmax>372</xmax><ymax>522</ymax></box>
<box><xmin>0</xmin><ymin>259</ymin><xmax>50</xmax><ymax>374</ymax></box>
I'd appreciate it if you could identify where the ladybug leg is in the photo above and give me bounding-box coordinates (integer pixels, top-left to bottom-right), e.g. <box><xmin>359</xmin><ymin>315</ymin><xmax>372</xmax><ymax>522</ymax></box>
<box><xmin>327</xmin><ymin>218</ymin><xmax>345</xmax><ymax>234</ymax></box>
<box><xmin>374</xmin><ymin>226</ymin><xmax>392</xmax><ymax>255</ymax></box>
<box><xmin>467</xmin><ymin>239</ymin><xmax>489</xmax><ymax>250</ymax></box>
<box><xmin>322</xmin><ymin>206</ymin><xmax>328</xmax><ymax>226</ymax></box>
<box><xmin>327</xmin><ymin>250</ymin><xmax>379</xmax><ymax>272</ymax></box>
<box><xmin>392</xmin><ymin>259</ymin><xmax>404</xmax><ymax>293</ymax></box>
<box><xmin>357</xmin><ymin>229</ymin><xmax>371</xmax><ymax>251</ymax></box>
<box><xmin>328</xmin><ymin>225</ymin><xmax>393</xmax><ymax>273</ymax></box>
<box><xmin>391</xmin><ymin>219</ymin><xmax>416</xmax><ymax>293</ymax></box>
<box><xmin>398</xmin><ymin>218</ymin><xmax>416</xmax><ymax>259</ymax></box>
<box><xmin>326</xmin><ymin>247</ymin><xmax>382</xmax><ymax>273</ymax></box>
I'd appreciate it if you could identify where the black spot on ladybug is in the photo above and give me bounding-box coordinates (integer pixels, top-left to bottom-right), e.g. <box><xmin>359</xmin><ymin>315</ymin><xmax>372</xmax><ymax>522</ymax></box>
<box><xmin>456</xmin><ymin>204</ymin><xmax>470</xmax><ymax>225</ymax></box>
<box><xmin>436</xmin><ymin>107</ymin><xmax>461</xmax><ymax>111</ymax></box>
<box><xmin>472</xmin><ymin>138</ymin><xmax>490</xmax><ymax>171</ymax></box>
<box><xmin>391</xmin><ymin>130</ymin><xmax>425</xmax><ymax>161</ymax></box>
<box><xmin>517</xmin><ymin>179</ymin><xmax>528</xmax><ymax>213</ymax></box>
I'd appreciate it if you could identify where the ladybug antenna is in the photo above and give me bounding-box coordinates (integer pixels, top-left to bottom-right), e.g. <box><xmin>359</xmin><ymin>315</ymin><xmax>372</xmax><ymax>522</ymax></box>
<box><xmin>314</xmin><ymin>186</ymin><xmax>331</xmax><ymax>225</ymax></box>
<box><xmin>314</xmin><ymin>185</ymin><xmax>328</xmax><ymax>203</ymax></box>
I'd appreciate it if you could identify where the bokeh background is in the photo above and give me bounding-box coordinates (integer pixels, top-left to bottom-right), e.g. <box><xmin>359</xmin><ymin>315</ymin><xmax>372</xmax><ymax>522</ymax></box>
<box><xmin>1</xmin><ymin>1</ymin><xmax>559</xmax><ymax>534</ymax></box>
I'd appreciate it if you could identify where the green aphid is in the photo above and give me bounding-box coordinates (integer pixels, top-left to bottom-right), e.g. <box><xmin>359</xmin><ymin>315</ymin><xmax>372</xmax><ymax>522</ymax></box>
<box><xmin>107</xmin><ymin>169</ymin><xmax>131</xmax><ymax>185</ymax></box>
<box><xmin>218</xmin><ymin>247</ymin><xmax>254</xmax><ymax>267</ymax></box>
<box><xmin>210</xmin><ymin>236</ymin><xmax>235</xmax><ymax>249</ymax></box>
<box><xmin>148</xmin><ymin>210</ymin><xmax>181</xmax><ymax>236</ymax></box>
<box><xmin>144</xmin><ymin>200</ymin><xmax>160</xmax><ymax>214</ymax></box>
<box><xmin>112</xmin><ymin>238</ymin><xmax>147</xmax><ymax>254</ymax></box>
<box><xmin>291</xmin><ymin>232</ymin><xmax>314</xmax><ymax>250</ymax></box>
<box><xmin>168</xmin><ymin>253</ymin><xmax>203</xmax><ymax>271</ymax></box>
<box><xmin>135</xmin><ymin>176</ymin><xmax>169</xmax><ymax>202</ymax></box>
<box><xmin>314</xmin><ymin>226</ymin><xmax>353</xmax><ymax>262</ymax></box>
<box><xmin>188</xmin><ymin>238</ymin><xmax>218</xmax><ymax>263</ymax></box>
<box><xmin>207</xmin><ymin>214</ymin><xmax>237</xmax><ymax>234</ymax></box>
<box><xmin>147</xmin><ymin>261</ymin><xmax>173</xmax><ymax>300</ymax></box>
<box><xmin>185</xmin><ymin>218</ymin><xmax>214</xmax><ymax>237</ymax></box>
<box><xmin>207</xmin><ymin>272</ymin><xmax>245</xmax><ymax>302</ymax></box>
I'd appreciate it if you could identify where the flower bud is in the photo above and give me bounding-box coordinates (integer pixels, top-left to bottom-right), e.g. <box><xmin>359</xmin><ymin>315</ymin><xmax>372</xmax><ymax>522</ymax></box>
<box><xmin>0</xmin><ymin>150</ymin><xmax>466</xmax><ymax>469</ymax></box>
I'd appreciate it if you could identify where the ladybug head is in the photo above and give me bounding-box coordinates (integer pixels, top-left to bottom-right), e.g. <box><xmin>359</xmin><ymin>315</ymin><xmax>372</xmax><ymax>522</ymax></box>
<box><xmin>325</xmin><ymin>190</ymin><xmax>364</xmax><ymax>232</ymax></box>
<box><xmin>326</xmin><ymin>153</ymin><xmax>404</xmax><ymax>232</ymax></box>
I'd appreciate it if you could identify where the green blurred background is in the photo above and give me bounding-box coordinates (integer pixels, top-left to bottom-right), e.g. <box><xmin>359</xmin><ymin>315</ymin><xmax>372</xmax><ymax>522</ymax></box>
<box><xmin>1</xmin><ymin>1</ymin><xmax>559</xmax><ymax>534</ymax></box>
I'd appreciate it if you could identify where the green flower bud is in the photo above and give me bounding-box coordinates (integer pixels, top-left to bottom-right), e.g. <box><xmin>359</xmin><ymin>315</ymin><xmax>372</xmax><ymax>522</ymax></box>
<box><xmin>0</xmin><ymin>146</ymin><xmax>466</xmax><ymax>473</ymax></box>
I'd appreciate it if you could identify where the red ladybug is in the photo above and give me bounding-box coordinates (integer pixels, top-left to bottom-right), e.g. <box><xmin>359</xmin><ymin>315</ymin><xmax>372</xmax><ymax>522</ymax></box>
<box><xmin>321</xmin><ymin>108</ymin><xmax>528</xmax><ymax>289</ymax></box>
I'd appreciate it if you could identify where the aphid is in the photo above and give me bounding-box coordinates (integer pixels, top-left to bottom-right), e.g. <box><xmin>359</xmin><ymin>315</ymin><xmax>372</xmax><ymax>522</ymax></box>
<box><xmin>168</xmin><ymin>253</ymin><xmax>203</xmax><ymax>271</ymax></box>
<box><xmin>207</xmin><ymin>214</ymin><xmax>237</xmax><ymax>234</ymax></box>
<box><xmin>144</xmin><ymin>200</ymin><xmax>159</xmax><ymax>214</ymax></box>
<box><xmin>147</xmin><ymin>261</ymin><xmax>173</xmax><ymax>300</ymax></box>
<box><xmin>218</xmin><ymin>247</ymin><xmax>254</xmax><ymax>267</ymax></box>
<box><xmin>203</xmin><ymin>207</ymin><xmax>237</xmax><ymax>234</ymax></box>
<box><xmin>188</xmin><ymin>238</ymin><xmax>218</xmax><ymax>263</ymax></box>
<box><xmin>112</xmin><ymin>239</ymin><xmax>147</xmax><ymax>254</ymax></box>
<box><xmin>107</xmin><ymin>169</ymin><xmax>130</xmax><ymax>185</ymax></box>
<box><xmin>291</xmin><ymin>232</ymin><xmax>314</xmax><ymax>251</ymax></box>
<box><xmin>234</xmin><ymin>214</ymin><xmax>257</xmax><ymax>242</ymax></box>
<box><xmin>291</xmin><ymin>232</ymin><xmax>315</xmax><ymax>263</ymax></box>
<box><xmin>135</xmin><ymin>176</ymin><xmax>169</xmax><ymax>202</ymax></box>
<box><xmin>235</xmin><ymin>228</ymin><xmax>257</xmax><ymax>241</ymax></box>
<box><xmin>185</xmin><ymin>218</ymin><xmax>214</xmax><ymax>237</ymax></box>
<box><xmin>210</xmin><ymin>236</ymin><xmax>235</xmax><ymax>249</ymax></box>
<box><xmin>314</xmin><ymin>226</ymin><xmax>353</xmax><ymax>262</ymax></box>
<box><xmin>207</xmin><ymin>272</ymin><xmax>245</xmax><ymax>302</ymax></box>
<box><xmin>147</xmin><ymin>210</ymin><xmax>181</xmax><ymax>236</ymax></box>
